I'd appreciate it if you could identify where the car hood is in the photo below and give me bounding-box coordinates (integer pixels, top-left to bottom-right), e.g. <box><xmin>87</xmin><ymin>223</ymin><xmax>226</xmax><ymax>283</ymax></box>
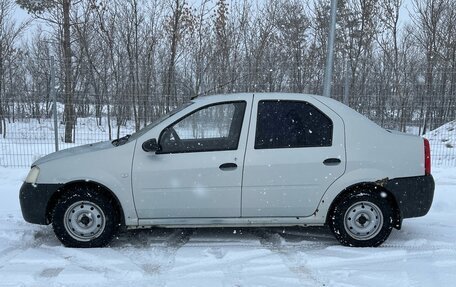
<box><xmin>33</xmin><ymin>141</ymin><xmax>114</xmax><ymax>166</ymax></box>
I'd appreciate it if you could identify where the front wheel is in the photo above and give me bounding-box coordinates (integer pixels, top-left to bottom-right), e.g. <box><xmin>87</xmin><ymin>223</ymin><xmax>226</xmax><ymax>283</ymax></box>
<box><xmin>52</xmin><ymin>187</ymin><xmax>119</xmax><ymax>248</ymax></box>
<box><xmin>328</xmin><ymin>191</ymin><xmax>394</xmax><ymax>247</ymax></box>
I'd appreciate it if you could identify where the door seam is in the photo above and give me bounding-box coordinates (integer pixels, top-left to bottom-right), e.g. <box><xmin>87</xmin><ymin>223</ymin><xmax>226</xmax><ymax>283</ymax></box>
<box><xmin>240</xmin><ymin>93</ymin><xmax>255</xmax><ymax>217</ymax></box>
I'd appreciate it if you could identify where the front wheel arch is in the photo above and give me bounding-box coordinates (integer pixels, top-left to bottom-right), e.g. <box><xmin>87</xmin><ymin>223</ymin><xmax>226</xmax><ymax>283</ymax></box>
<box><xmin>46</xmin><ymin>181</ymin><xmax>125</xmax><ymax>228</ymax></box>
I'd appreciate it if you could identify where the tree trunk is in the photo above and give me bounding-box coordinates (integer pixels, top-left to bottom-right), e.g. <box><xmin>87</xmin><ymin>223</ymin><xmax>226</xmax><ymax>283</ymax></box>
<box><xmin>164</xmin><ymin>0</ymin><xmax>182</xmax><ymax>112</ymax></box>
<box><xmin>63</xmin><ymin>0</ymin><xmax>74</xmax><ymax>143</ymax></box>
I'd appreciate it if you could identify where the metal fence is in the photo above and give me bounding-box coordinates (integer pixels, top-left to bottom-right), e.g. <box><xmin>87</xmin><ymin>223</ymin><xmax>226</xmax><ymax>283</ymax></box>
<box><xmin>0</xmin><ymin>91</ymin><xmax>455</xmax><ymax>168</ymax></box>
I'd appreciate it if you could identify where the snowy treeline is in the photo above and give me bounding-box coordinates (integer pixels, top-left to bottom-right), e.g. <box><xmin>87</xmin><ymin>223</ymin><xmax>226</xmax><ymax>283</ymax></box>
<box><xmin>0</xmin><ymin>0</ymin><xmax>455</xmax><ymax>142</ymax></box>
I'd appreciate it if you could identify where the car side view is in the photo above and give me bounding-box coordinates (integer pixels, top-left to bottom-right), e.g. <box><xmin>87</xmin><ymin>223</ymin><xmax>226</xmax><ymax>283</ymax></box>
<box><xmin>19</xmin><ymin>93</ymin><xmax>435</xmax><ymax>248</ymax></box>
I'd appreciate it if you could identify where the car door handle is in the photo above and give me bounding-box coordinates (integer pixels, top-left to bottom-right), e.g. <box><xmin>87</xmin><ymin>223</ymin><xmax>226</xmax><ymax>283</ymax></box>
<box><xmin>219</xmin><ymin>163</ymin><xmax>238</xmax><ymax>171</ymax></box>
<box><xmin>323</xmin><ymin>158</ymin><xmax>341</xmax><ymax>166</ymax></box>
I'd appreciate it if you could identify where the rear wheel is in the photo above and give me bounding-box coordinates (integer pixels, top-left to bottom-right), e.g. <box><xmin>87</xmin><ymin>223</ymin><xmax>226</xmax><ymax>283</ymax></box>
<box><xmin>328</xmin><ymin>191</ymin><xmax>394</xmax><ymax>247</ymax></box>
<box><xmin>52</xmin><ymin>187</ymin><xmax>119</xmax><ymax>247</ymax></box>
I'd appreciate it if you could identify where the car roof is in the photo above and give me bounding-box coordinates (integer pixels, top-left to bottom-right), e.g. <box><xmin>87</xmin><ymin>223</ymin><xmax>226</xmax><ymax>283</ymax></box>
<box><xmin>192</xmin><ymin>92</ymin><xmax>383</xmax><ymax>131</ymax></box>
<box><xmin>192</xmin><ymin>92</ymin><xmax>320</xmax><ymax>104</ymax></box>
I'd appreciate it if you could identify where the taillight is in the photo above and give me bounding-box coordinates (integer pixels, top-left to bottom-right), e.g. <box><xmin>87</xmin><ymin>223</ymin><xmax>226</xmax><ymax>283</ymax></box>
<box><xmin>424</xmin><ymin>138</ymin><xmax>431</xmax><ymax>175</ymax></box>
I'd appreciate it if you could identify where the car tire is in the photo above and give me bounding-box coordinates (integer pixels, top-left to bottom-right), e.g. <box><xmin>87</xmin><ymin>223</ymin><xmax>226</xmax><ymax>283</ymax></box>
<box><xmin>328</xmin><ymin>190</ymin><xmax>394</xmax><ymax>247</ymax></box>
<box><xmin>52</xmin><ymin>186</ymin><xmax>120</xmax><ymax>248</ymax></box>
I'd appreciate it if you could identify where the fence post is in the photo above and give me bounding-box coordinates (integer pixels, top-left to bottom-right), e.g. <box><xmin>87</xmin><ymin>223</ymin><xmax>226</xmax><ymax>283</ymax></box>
<box><xmin>343</xmin><ymin>56</ymin><xmax>350</xmax><ymax>105</ymax></box>
<box><xmin>323</xmin><ymin>0</ymin><xmax>338</xmax><ymax>98</ymax></box>
<box><xmin>51</xmin><ymin>56</ymin><xmax>59</xmax><ymax>152</ymax></box>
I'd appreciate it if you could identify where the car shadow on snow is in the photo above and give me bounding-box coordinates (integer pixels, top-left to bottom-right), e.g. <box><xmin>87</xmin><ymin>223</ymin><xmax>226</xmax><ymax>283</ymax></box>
<box><xmin>109</xmin><ymin>226</ymin><xmax>339</xmax><ymax>249</ymax></box>
<box><xmin>22</xmin><ymin>222</ymin><xmax>339</xmax><ymax>249</ymax></box>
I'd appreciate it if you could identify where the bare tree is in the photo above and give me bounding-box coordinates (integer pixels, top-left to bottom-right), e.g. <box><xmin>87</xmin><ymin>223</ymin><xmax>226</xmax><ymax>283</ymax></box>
<box><xmin>17</xmin><ymin>0</ymin><xmax>77</xmax><ymax>143</ymax></box>
<box><xmin>412</xmin><ymin>0</ymin><xmax>447</xmax><ymax>134</ymax></box>
<box><xmin>0</xmin><ymin>0</ymin><xmax>28</xmax><ymax>137</ymax></box>
<box><xmin>3</xmin><ymin>0</ymin><xmax>455</xmax><ymax>150</ymax></box>
<box><xmin>163</xmin><ymin>0</ymin><xmax>193</xmax><ymax>111</ymax></box>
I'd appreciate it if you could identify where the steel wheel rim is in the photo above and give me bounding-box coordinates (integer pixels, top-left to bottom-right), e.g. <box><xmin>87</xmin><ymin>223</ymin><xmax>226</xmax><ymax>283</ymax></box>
<box><xmin>343</xmin><ymin>201</ymin><xmax>383</xmax><ymax>241</ymax></box>
<box><xmin>64</xmin><ymin>201</ymin><xmax>106</xmax><ymax>242</ymax></box>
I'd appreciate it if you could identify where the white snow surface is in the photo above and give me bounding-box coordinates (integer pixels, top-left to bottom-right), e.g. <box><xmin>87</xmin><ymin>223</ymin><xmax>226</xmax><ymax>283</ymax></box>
<box><xmin>426</xmin><ymin>120</ymin><xmax>456</xmax><ymax>166</ymax></box>
<box><xmin>1</xmin><ymin>167</ymin><xmax>455</xmax><ymax>287</ymax></box>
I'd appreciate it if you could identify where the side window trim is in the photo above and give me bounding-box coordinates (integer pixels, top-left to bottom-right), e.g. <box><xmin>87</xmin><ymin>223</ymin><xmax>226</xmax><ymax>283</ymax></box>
<box><xmin>157</xmin><ymin>101</ymin><xmax>247</xmax><ymax>154</ymax></box>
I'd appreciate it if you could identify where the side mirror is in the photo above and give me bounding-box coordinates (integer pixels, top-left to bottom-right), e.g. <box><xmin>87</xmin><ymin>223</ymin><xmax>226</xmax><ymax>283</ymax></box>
<box><xmin>142</xmin><ymin>138</ymin><xmax>160</xmax><ymax>152</ymax></box>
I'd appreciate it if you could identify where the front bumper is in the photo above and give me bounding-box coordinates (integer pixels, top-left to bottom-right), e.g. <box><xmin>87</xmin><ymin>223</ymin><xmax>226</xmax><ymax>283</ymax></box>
<box><xmin>19</xmin><ymin>182</ymin><xmax>63</xmax><ymax>225</ymax></box>
<box><xmin>385</xmin><ymin>175</ymin><xmax>435</xmax><ymax>219</ymax></box>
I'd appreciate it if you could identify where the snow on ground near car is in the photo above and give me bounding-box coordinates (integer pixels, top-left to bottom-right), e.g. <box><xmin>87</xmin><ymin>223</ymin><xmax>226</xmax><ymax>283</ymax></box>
<box><xmin>426</xmin><ymin>120</ymin><xmax>456</xmax><ymax>166</ymax></box>
<box><xmin>0</xmin><ymin>168</ymin><xmax>455</xmax><ymax>287</ymax></box>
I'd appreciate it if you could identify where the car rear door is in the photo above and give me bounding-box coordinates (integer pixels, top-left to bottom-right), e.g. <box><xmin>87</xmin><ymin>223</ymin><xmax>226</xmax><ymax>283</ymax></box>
<box><xmin>242</xmin><ymin>94</ymin><xmax>346</xmax><ymax>217</ymax></box>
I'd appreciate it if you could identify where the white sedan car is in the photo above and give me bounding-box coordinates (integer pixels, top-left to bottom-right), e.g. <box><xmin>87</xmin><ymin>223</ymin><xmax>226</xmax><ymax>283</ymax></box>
<box><xmin>20</xmin><ymin>93</ymin><xmax>434</xmax><ymax>247</ymax></box>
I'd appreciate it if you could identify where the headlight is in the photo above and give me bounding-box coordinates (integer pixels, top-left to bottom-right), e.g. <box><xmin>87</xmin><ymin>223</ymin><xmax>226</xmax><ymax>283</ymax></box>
<box><xmin>25</xmin><ymin>166</ymin><xmax>40</xmax><ymax>184</ymax></box>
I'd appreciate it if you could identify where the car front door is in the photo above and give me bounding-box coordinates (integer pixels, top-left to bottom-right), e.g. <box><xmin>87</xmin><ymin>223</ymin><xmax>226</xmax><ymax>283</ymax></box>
<box><xmin>132</xmin><ymin>98</ymin><xmax>251</xmax><ymax>219</ymax></box>
<box><xmin>242</xmin><ymin>95</ymin><xmax>346</xmax><ymax>217</ymax></box>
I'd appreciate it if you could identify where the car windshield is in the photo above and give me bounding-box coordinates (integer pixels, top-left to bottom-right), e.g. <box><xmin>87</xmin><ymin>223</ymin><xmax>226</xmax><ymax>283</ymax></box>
<box><xmin>112</xmin><ymin>102</ymin><xmax>194</xmax><ymax>146</ymax></box>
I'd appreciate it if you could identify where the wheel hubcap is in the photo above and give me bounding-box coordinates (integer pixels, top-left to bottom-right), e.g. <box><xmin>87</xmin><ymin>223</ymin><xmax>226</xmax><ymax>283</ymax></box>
<box><xmin>343</xmin><ymin>201</ymin><xmax>383</xmax><ymax>241</ymax></box>
<box><xmin>64</xmin><ymin>201</ymin><xmax>106</xmax><ymax>242</ymax></box>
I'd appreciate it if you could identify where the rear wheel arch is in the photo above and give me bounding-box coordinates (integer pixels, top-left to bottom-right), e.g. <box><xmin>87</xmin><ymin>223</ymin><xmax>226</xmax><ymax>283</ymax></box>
<box><xmin>327</xmin><ymin>182</ymin><xmax>402</xmax><ymax>230</ymax></box>
<box><xmin>46</xmin><ymin>181</ymin><xmax>125</xmax><ymax>227</ymax></box>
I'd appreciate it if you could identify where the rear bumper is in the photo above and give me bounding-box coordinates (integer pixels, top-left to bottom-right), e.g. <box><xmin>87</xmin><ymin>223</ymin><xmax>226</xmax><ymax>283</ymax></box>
<box><xmin>385</xmin><ymin>175</ymin><xmax>435</xmax><ymax>219</ymax></box>
<box><xmin>19</xmin><ymin>182</ymin><xmax>63</xmax><ymax>225</ymax></box>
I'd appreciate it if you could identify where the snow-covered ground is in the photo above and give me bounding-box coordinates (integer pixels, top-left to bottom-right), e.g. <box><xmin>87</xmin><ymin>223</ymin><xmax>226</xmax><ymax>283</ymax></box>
<box><xmin>0</xmin><ymin>114</ymin><xmax>455</xmax><ymax>285</ymax></box>
<box><xmin>427</xmin><ymin>120</ymin><xmax>456</xmax><ymax>166</ymax></box>
<box><xmin>0</xmin><ymin>167</ymin><xmax>455</xmax><ymax>287</ymax></box>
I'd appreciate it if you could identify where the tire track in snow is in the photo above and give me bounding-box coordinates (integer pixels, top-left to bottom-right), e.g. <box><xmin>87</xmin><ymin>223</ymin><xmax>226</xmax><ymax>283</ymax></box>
<box><xmin>0</xmin><ymin>247</ymin><xmax>24</xmax><ymax>269</ymax></box>
<box><xmin>163</xmin><ymin>229</ymin><xmax>195</xmax><ymax>267</ymax></box>
<box><xmin>164</xmin><ymin>228</ymin><xmax>194</xmax><ymax>249</ymax></box>
<box><xmin>0</xmin><ymin>223</ymin><xmax>56</xmax><ymax>269</ymax></box>
<box><xmin>252</xmin><ymin>228</ymin><xmax>327</xmax><ymax>286</ymax></box>
<box><xmin>383</xmin><ymin>241</ymin><xmax>456</xmax><ymax>251</ymax></box>
<box><xmin>110</xmin><ymin>228</ymin><xmax>196</xmax><ymax>286</ymax></box>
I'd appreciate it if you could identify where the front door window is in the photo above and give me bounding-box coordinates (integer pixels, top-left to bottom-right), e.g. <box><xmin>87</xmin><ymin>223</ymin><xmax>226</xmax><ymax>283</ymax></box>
<box><xmin>159</xmin><ymin>101</ymin><xmax>246</xmax><ymax>153</ymax></box>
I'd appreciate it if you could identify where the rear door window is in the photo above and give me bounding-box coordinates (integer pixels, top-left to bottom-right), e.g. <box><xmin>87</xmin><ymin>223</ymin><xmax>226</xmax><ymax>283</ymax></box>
<box><xmin>255</xmin><ymin>100</ymin><xmax>333</xmax><ymax>149</ymax></box>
